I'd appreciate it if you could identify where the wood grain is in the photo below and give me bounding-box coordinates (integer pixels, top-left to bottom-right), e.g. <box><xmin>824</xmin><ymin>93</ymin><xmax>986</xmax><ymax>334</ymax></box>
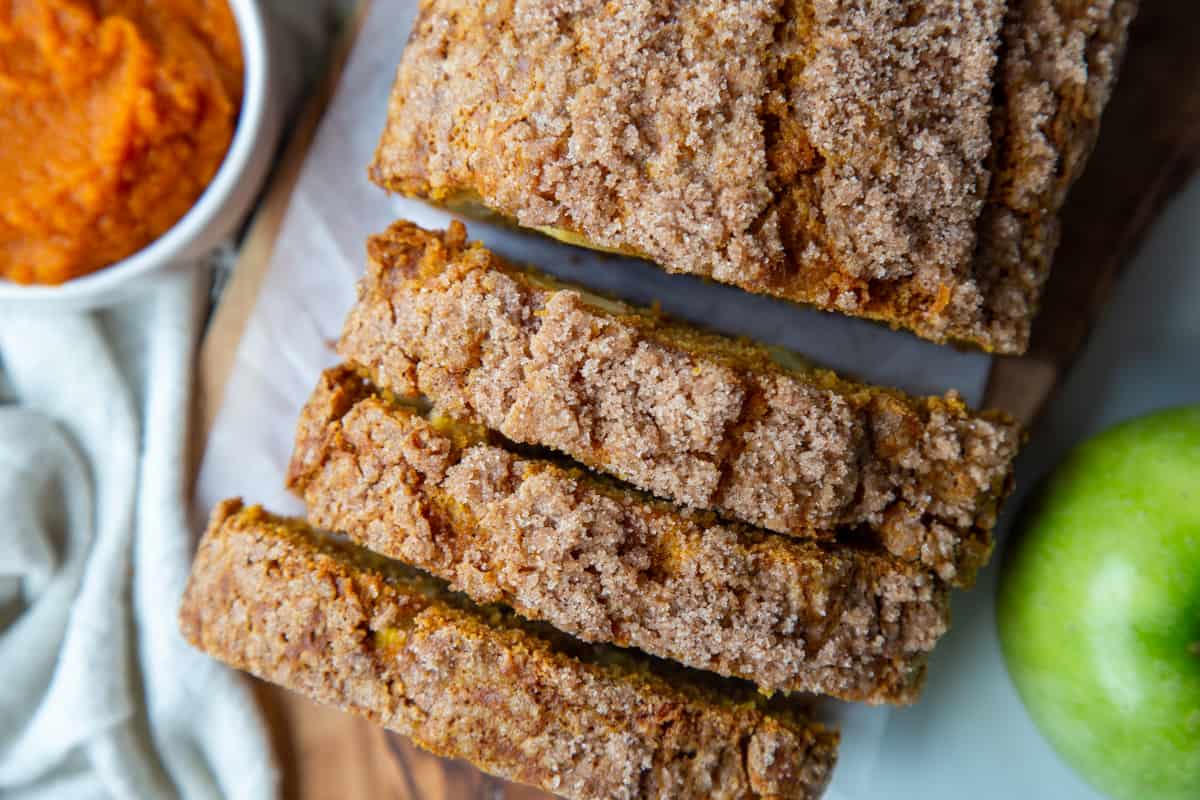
<box><xmin>197</xmin><ymin>2</ymin><xmax>1200</xmax><ymax>798</ymax></box>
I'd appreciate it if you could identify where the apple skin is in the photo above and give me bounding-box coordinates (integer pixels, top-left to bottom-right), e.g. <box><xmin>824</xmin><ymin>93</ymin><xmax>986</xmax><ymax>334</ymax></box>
<box><xmin>998</xmin><ymin>404</ymin><xmax>1200</xmax><ymax>800</ymax></box>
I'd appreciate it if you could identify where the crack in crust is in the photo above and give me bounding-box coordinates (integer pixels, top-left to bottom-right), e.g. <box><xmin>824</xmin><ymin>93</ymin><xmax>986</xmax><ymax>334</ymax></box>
<box><xmin>287</xmin><ymin>366</ymin><xmax>952</xmax><ymax>703</ymax></box>
<box><xmin>338</xmin><ymin>220</ymin><xmax>1022</xmax><ymax>586</ymax></box>
<box><xmin>372</xmin><ymin>0</ymin><xmax>1136</xmax><ymax>353</ymax></box>
<box><xmin>181</xmin><ymin>500</ymin><xmax>839</xmax><ymax>800</ymax></box>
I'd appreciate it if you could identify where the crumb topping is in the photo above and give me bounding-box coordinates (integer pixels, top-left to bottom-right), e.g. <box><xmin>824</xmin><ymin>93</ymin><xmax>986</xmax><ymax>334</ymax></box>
<box><xmin>376</xmin><ymin>0</ymin><xmax>784</xmax><ymax>283</ymax></box>
<box><xmin>796</xmin><ymin>0</ymin><xmax>1000</xmax><ymax>288</ymax></box>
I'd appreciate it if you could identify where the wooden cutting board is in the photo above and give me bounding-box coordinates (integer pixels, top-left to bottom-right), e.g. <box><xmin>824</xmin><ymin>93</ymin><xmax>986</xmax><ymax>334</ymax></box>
<box><xmin>196</xmin><ymin>3</ymin><xmax>1200</xmax><ymax>797</ymax></box>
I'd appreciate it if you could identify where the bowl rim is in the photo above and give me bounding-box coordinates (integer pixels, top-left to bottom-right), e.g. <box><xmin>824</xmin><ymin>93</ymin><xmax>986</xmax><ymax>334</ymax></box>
<box><xmin>0</xmin><ymin>0</ymin><xmax>270</xmax><ymax>303</ymax></box>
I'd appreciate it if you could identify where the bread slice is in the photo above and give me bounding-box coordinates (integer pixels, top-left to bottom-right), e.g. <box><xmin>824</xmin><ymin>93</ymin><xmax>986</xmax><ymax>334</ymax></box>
<box><xmin>370</xmin><ymin>0</ymin><xmax>1136</xmax><ymax>353</ymax></box>
<box><xmin>287</xmin><ymin>366</ymin><xmax>950</xmax><ymax>704</ymax></box>
<box><xmin>339</xmin><ymin>220</ymin><xmax>1021</xmax><ymax>586</ymax></box>
<box><xmin>180</xmin><ymin>500</ymin><xmax>839</xmax><ymax>800</ymax></box>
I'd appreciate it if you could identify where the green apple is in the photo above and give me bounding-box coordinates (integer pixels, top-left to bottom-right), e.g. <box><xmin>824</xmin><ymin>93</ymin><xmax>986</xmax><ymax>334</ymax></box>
<box><xmin>998</xmin><ymin>405</ymin><xmax>1200</xmax><ymax>800</ymax></box>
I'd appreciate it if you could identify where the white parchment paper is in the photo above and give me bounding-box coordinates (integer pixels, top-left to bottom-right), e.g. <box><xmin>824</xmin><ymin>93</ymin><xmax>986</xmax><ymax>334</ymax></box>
<box><xmin>195</xmin><ymin>1</ymin><xmax>993</xmax><ymax>795</ymax></box>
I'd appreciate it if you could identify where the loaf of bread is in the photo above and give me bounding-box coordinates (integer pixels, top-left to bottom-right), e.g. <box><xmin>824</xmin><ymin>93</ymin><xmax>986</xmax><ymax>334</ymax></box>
<box><xmin>371</xmin><ymin>0</ymin><xmax>1136</xmax><ymax>353</ymax></box>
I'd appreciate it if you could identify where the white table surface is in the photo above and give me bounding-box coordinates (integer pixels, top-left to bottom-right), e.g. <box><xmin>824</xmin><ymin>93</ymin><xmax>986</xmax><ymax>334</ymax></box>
<box><xmin>863</xmin><ymin>176</ymin><xmax>1200</xmax><ymax>799</ymax></box>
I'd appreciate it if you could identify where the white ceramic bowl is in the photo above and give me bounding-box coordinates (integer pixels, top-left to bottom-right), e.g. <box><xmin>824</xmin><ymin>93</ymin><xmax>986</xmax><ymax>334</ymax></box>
<box><xmin>0</xmin><ymin>0</ymin><xmax>284</xmax><ymax>311</ymax></box>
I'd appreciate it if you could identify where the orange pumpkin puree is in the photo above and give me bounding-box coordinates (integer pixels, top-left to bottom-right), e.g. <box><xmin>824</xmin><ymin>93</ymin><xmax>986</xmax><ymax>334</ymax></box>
<box><xmin>0</xmin><ymin>1</ymin><xmax>243</xmax><ymax>285</ymax></box>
